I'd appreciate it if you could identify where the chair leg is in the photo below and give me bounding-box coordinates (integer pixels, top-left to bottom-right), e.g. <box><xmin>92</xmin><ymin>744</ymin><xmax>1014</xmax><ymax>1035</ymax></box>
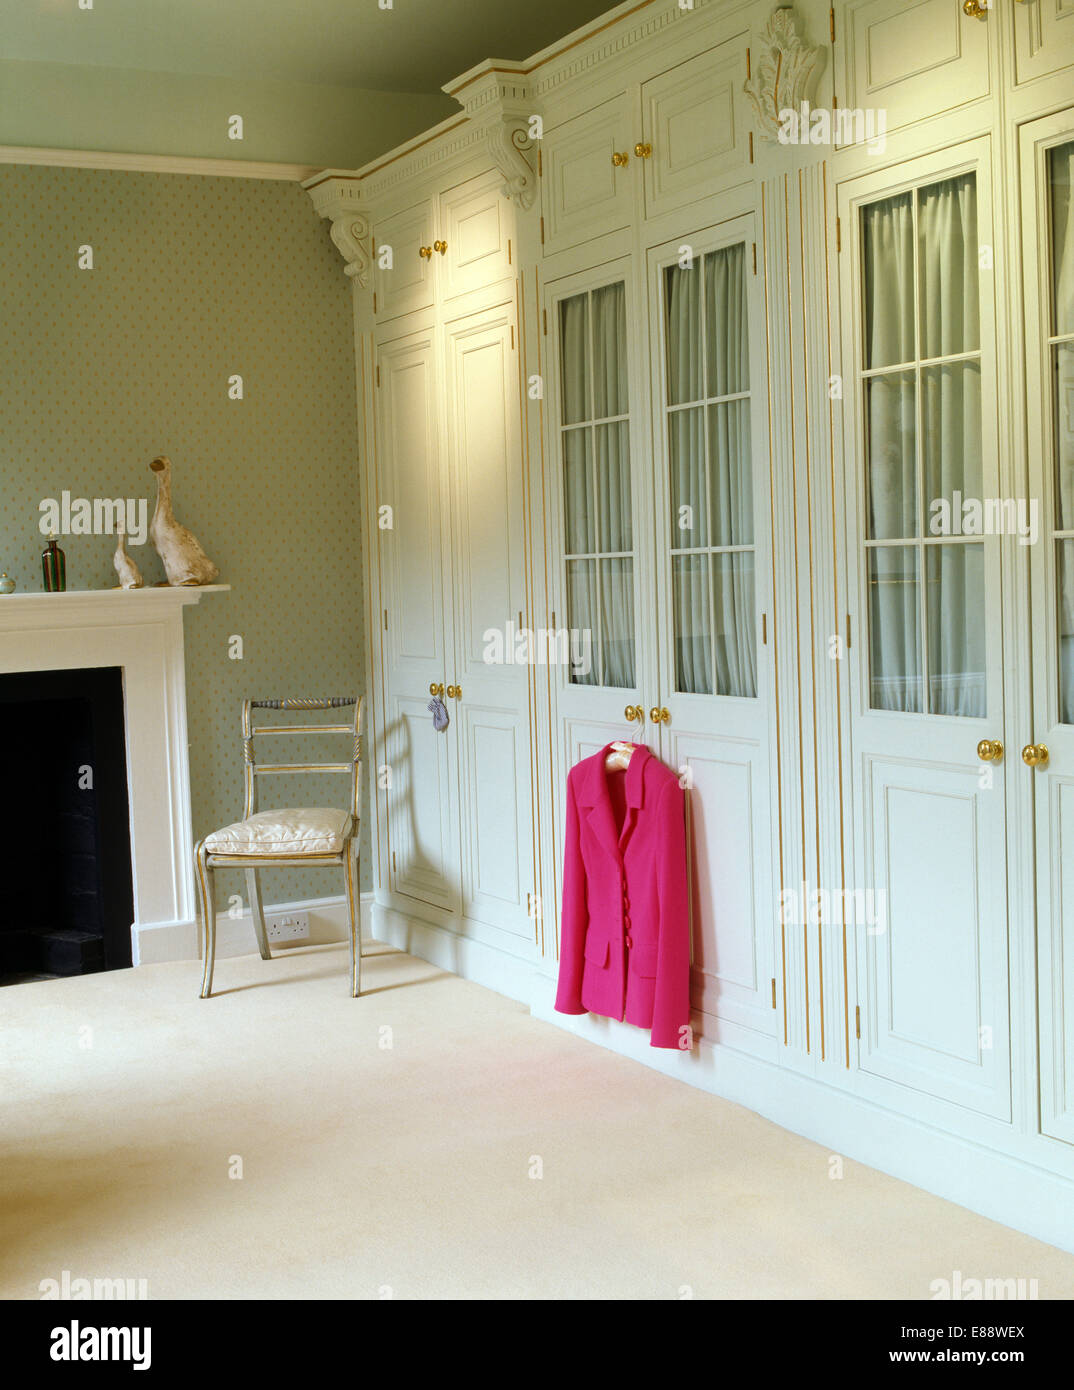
<box><xmin>344</xmin><ymin>842</ymin><xmax>360</xmax><ymax>998</ymax></box>
<box><xmin>246</xmin><ymin>867</ymin><xmax>272</xmax><ymax>961</ymax></box>
<box><xmin>196</xmin><ymin>841</ymin><xmax>217</xmax><ymax>999</ymax></box>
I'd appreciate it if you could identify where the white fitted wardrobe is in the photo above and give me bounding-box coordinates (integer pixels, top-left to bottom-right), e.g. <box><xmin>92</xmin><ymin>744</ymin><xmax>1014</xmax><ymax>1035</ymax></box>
<box><xmin>307</xmin><ymin>0</ymin><xmax>1074</xmax><ymax>1252</ymax></box>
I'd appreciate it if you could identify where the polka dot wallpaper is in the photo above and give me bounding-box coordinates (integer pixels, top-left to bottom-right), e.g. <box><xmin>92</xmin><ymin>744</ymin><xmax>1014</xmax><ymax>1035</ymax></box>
<box><xmin>0</xmin><ymin>164</ymin><xmax>370</xmax><ymax>903</ymax></box>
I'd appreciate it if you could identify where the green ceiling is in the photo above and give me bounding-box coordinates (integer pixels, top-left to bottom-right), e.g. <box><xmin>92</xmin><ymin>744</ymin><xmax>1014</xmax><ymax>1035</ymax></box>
<box><xmin>2</xmin><ymin>0</ymin><xmax>614</xmax><ymax>94</ymax></box>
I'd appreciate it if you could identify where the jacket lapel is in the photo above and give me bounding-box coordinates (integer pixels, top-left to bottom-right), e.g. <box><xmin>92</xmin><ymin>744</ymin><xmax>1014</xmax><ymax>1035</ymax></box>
<box><xmin>581</xmin><ymin>744</ymin><xmax>651</xmax><ymax>861</ymax></box>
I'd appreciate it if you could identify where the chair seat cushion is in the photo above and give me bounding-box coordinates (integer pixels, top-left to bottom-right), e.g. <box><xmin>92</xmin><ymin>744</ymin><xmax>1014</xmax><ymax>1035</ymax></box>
<box><xmin>204</xmin><ymin>808</ymin><xmax>352</xmax><ymax>857</ymax></box>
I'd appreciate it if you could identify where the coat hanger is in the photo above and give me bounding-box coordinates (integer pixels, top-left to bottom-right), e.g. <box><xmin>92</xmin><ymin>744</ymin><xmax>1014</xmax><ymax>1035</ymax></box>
<box><xmin>605</xmin><ymin>740</ymin><xmax>636</xmax><ymax>772</ymax></box>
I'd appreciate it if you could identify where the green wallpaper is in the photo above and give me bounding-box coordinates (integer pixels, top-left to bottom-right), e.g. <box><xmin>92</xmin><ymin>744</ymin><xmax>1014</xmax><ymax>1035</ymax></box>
<box><xmin>0</xmin><ymin>163</ymin><xmax>370</xmax><ymax>904</ymax></box>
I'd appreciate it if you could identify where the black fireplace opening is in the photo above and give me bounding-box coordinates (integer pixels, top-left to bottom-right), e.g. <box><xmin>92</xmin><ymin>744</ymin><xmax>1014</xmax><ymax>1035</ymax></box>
<box><xmin>0</xmin><ymin>667</ymin><xmax>134</xmax><ymax>982</ymax></box>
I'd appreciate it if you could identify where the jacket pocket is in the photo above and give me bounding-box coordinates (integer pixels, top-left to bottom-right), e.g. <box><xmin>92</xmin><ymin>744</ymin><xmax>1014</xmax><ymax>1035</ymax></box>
<box><xmin>584</xmin><ymin>935</ymin><xmax>610</xmax><ymax>968</ymax></box>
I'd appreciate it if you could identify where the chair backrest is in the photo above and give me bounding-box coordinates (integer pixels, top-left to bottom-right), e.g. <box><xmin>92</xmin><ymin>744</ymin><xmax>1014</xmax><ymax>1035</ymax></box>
<box><xmin>241</xmin><ymin>696</ymin><xmax>363</xmax><ymax>821</ymax></box>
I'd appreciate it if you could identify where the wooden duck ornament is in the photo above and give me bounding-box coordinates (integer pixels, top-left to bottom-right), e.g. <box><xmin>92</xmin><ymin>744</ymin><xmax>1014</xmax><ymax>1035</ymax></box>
<box><xmin>149</xmin><ymin>455</ymin><xmax>219</xmax><ymax>586</ymax></box>
<box><xmin>113</xmin><ymin>524</ymin><xmax>144</xmax><ymax>589</ymax></box>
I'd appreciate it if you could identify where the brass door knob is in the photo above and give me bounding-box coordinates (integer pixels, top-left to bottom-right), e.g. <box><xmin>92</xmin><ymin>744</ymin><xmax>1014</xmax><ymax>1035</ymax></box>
<box><xmin>1022</xmin><ymin>743</ymin><xmax>1049</xmax><ymax>767</ymax></box>
<box><xmin>649</xmin><ymin>706</ymin><xmax>671</xmax><ymax>725</ymax></box>
<box><xmin>612</xmin><ymin>151</ymin><xmax>630</xmax><ymax>167</ymax></box>
<box><xmin>447</xmin><ymin>684</ymin><xmax>461</xmax><ymax>700</ymax></box>
<box><xmin>976</xmin><ymin>739</ymin><xmax>1003</xmax><ymax>762</ymax></box>
<box><xmin>624</xmin><ymin>704</ymin><xmax>644</xmax><ymax>723</ymax></box>
<box><xmin>963</xmin><ymin>0</ymin><xmax>988</xmax><ymax>17</ymax></box>
<box><xmin>429</xmin><ymin>682</ymin><xmax>445</xmax><ymax>696</ymax></box>
<box><xmin>419</xmin><ymin>245</ymin><xmax>433</xmax><ymax>259</ymax></box>
<box><xmin>634</xmin><ymin>142</ymin><xmax>653</xmax><ymax>158</ymax></box>
<box><xmin>434</xmin><ymin>239</ymin><xmax>448</xmax><ymax>255</ymax></box>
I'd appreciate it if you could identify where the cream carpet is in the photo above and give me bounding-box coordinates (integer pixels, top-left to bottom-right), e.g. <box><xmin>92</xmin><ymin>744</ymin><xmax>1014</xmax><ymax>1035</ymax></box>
<box><xmin>3</xmin><ymin>941</ymin><xmax>1073</xmax><ymax>1300</ymax></box>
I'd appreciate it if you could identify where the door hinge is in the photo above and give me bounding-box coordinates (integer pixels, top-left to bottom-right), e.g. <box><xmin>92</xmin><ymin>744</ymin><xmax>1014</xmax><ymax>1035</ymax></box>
<box><xmin>836</xmin><ymin>217</ymin><xmax>842</xmax><ymax>253</ymax></box>
<box><xmin>829</xmin><ymin>6</ymin><xmax>835</xmax><ymax>43</ymax></box>
<box><xmin>832</xmin><ymin>93</ymin><xmax>839</xmax><ymax>110</ymax></box>
<box><xmin>392</xmin><ymin>850</ymin><xmax>397</xmax><ymax>874</ymax></box>
<box><xmin>508</xmin><ymin>238</ymin><xmax>512</xmax><ymax>265</ymax></box>
<box><xmin>746</xmin><ymin>46</ymin><xmax>751</xmax><ymax>80</ymax></box>
<box><xmin>752</xmin><ymin>242</ymin><xmax>757</xmax><ymax>275</ymax></box>
<box><xmin>855</xmin><ymin>1005</ymin><xmax>861</xmax><ymax>1039</ymax></box>
<box><xmin>749</xmin><ymin>130</ymin><xmax>754</xmax><ymax>164</ymax></box>
<box><xmin>540</xmin><ymin>216</ymin><xmax>545</xmax><ymax>245</ymax></box>
<box><xmin>762</xmin><ymin>611</ymin><xmax>768</xmax><ymax>645</ymax></box>
<box><xmin>376</xmin><ymin>363</ymin><xmax>381</xmax><ymax>387</ymax></box>
<box><xmin>373</xmin><ymin>291</ymin><xmax>377</xmax><ymax>314</ymax></box>
<box><xmin>510</xmin><ymin>324</ymin><xmax>515</xmax><ymax>350</ymax></box>
<box><xmin>771</xmin><ymin>977</ymin><xmax>777</xmax><ymax>1008</ymax></box>
<box><xmin>383</xmin><ymin>608</ymin><xmax>388</xmax><ymax>631</ymax></box>
<box><xmin>846</xmin><ymin>612</ymin><xmax>852</xmax><ymax>649</ymax></box>
<box><xmin>543</xmin><ymin>308</ymin><xmax>548</xmax><ymax>336</ymax></box>
<box><xmin>538</xmin><ymin>147</ymin><xmax>543</xmax><ymax>177</ymax></box>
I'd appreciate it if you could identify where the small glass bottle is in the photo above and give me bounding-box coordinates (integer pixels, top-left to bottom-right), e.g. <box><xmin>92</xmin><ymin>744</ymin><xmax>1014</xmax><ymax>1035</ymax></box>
<box><xmin>42</xmin><ymin>533</ymin><xmax>66</xmax><ymax>592</ymax></box>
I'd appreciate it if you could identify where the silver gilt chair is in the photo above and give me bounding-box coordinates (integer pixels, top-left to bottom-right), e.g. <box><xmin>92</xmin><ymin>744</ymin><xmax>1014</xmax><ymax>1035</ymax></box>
<box><xmin>194</xmin><ymin>696</ymin><xmax>364</xmax><ymax>998</ymax></box>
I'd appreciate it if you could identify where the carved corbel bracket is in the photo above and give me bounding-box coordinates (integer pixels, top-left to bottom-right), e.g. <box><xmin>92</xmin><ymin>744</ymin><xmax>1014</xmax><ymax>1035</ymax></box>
<box><xmin>743</xmin><ymin>6</ymin><xmax>827</xmax><ymax>142</ymax></box>
<box><xmin>303</xmin><ymin>174</ymin><xmax>373</xmax><ymax>286</ymax></box>
<box><xmin>445</xmin><ymin>64</ymin><xmax>539</xmax><ymax>210</ymax></box>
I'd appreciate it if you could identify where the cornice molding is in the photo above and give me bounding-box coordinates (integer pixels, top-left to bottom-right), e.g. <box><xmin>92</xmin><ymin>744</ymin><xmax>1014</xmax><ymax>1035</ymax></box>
<box><xmin>304</xmin><ymin>176</ymin><xmax>374</xmax><ymax>284</ymax></box>
<box><xmin>0</xmin><ymin>144</ymin><xmax>314</xmax><ymax>181</ymax></box>
<box><xmin>447</xmin><ymin>66</ymin><xmax>539</xmax><ymax>211</ymax></box>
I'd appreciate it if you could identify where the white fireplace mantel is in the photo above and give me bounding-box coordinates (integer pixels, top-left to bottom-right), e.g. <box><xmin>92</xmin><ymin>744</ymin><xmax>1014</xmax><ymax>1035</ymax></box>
<box><xmin>0</xmin><ymin>584</ymin><xmax>230</xmax><ymax>964</ymax></box>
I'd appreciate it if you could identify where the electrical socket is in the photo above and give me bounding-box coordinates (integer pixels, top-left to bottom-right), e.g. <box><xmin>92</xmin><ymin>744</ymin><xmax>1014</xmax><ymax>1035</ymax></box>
<box><xmin>265</xmin><ymin>910</ymin><xmax>310</xmax><ymax>944</ymax></box>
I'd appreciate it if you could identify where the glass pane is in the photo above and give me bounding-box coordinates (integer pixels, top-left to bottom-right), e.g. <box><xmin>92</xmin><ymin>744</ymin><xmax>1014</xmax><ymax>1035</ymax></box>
<box><xmin>867</xmin><ymin>371</ymin><xmax>917</xmax><ymax>539</ymax></box>
<box><xmin>704</xmin><ymin>244</ymin><xmax>749</xmax><ymax>398</ymax></box>
<box><xmin>1049</xmin><ymin>140</ymin><xmax>1074</xmax><ymax>338</ymax></box>
<box><xmin>559</xmin><ymin>292</ymin><xmax>590</xmax><ymax>425</ymax></box>
<box><xmin>1059</xmin><ymin>541</ymin><xmax>1074</xmax><ymax>725</ymax></box>
<box><xmin>713</xmin><ymin>552</ymin><xmax>757</xmax><ymax>698</ymax></box>
<box><xmin>708</xmin><ymin>400</ymin><xmax>754</xmax><ymax>547</ymax></box>
<box><xmin>592</xmin><ymin>282</ymin><xmax>629</xmax><ymax>418</ymax></box>
<box><xmin>673</xmin><ymin>553</ymin><xmax>713</xmax><ymax>695</ymax></box>
<box><xmin>1056</xmin><ymin>344</ymin><xmax>1074</xmax><ymax>531</ymax></box>
<box><xmin>665</xmin><ymin>262</ymin><xmax>703</xmax><ymax>405</ymax></box>
<box><xmin>566</xmin><ymin>559</ymin><xmax>598</xmax><ymax>686</ymax></box>
<box><xmin>562</xmin><ymin>428</ymin><xmax>594</xmax><ymax>554</ymax></box>
<box><xmin>869</xmin><ymin>546</ymin><xmax>922</xmax><ymax>712</ymax></box>
<box><xmin>863</xmin><ymin>191</ymin><xmax>914</xmax><ymax>369</ymax></box>
<box><xmin>595</xmin><ymin>422</ymin><xmax>632</xmax><ymax>553</ymax></box>
<box><xmin>600</xmin><ymin>557</ymin><xmax>635</xmax><ymax>688</ymax></box>
<box><xmin>926</xmin><ymin>544</ymin><xmax>985</xmax><ymax>717</ymax></box>
<box><xmin>669</xmin><ymin>406</ymin><xmax>708</xmax><ymax>547</ymax></box>
<box><xmin>922</xmin><ymin>361</ymin><xmax>982</xmax><ymax>531</ymax></box>
<box><xmin>918</xmin><ymin>173</ymin><xmax>979</xmax><ymax>359</ymax></box>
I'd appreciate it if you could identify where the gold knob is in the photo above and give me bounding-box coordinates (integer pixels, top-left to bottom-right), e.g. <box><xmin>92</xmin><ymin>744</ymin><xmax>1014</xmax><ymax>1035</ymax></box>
<box><xmin>419</xmin><ymin>245</ymin><xmax>433</xmax><ymax>260</ymax></box>
<box><xmin>434</xmin><ymin>239</ymin><xmax>447</xmax><ymax>255</ymax></box>
<box><xmin>977</xmin><ymin>739</ymin><xmax>1003</xmax><ymax>763</ymax></box>
<box><xmin>447</xmin><ymin>684</ymin><xmax>461</xmax><ymax>700</ymax></box>
<box><xmin>1022</xmin><ymin>743</ymin><xmax>1049</xmax><ymax>767</ymax></box>
<box><xmin>649</xmin><ymin>706</ymin><xmax>671</xmax><ymax>725</ymax></box>
<box><xmin>634</xmin><ymin>142</ymin><xmax>653</xmax><ymax>158</ymax></box>
<box><xmin>624</xmin><ymin>704</ymin><xmax>644</xmax><ymax>723</ymax></box>
<box><xmin>612</xmin><ymin>151</ymin><xmax>630</xmax><ymax>167</ymax></box>
<box><xmin>963</xmin><ymin>0</ymin><xmax>988</xmax><ymax>18</ymax></box>
<box><xmin>429</xmin><ymin>682</ymin><xmax>444</xmax><ymax>696</ymax></box>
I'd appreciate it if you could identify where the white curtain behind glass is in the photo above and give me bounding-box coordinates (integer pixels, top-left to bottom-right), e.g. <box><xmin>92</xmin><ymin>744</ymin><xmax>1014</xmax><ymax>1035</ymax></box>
<box><xmin>1051</xmin><ymin>142</ymin><xmax>1074</xmax><ymax>723</ymax></box>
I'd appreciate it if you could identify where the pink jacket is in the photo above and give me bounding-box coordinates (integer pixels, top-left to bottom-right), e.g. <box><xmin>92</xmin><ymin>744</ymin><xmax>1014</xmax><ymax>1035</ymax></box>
<box><xmin>554</xmin><ymin>743</ymin><xmax>691</xmax><ymax>1049</ymax></box>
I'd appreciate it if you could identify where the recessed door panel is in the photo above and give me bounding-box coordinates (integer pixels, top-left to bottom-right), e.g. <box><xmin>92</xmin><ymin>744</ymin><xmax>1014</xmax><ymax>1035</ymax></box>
<box><xmin>384</xmin><ymin>695</ymin><xmax>457</xmax><ymax>914</ymax></box>
<box><xmin>1015</xmin><ymin>0</ymin><xmax>1074</xmax><ymax>85</ymax></box>
<box><xmin>542</xmin><ymin>94</ymin><xmax>633</xmax><ymax>256</ymax></box>
<box><xmin>439</xmin><ymin>169</ymin><xmax>513</xmax><ymax>301</ymax></box>
<box><xmin>375</xmin><ymin>200</ymin><xmax>434</xmax><ymax>320</ymax></box>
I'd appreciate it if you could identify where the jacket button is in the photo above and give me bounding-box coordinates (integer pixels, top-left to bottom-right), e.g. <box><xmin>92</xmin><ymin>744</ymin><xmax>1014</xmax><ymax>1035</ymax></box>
<box><xmin>625</xmin><ymin>934</ymin><xmax>634</xmax><ymax>948</ymax></box>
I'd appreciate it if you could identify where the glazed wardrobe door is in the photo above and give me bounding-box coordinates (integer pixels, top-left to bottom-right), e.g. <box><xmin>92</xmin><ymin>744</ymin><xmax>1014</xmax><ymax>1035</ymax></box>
<box><xmin>1021</xmin><ymin>111</ymin><xmax>1074</xmax><ymax>1146</ymax></box>
<box><xmin>545</xmin><ymin>258</ymin><xmax>660</xmax><ymax>786</ymax></box>
<box><xmin>838</xmin><ymin>139</ymin><xmax>1011</xmax><ymax>1120</ymax></box>
<box><xmin>645</xmin><ymin>218</ymin><xmax>778</xmax><ymax>1056</ymax></box>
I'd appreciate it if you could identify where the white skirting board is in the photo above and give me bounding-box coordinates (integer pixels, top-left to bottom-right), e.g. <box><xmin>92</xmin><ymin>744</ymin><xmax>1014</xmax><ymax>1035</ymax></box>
<box><xmin>373</xmin><ymin>900</ymin><xmax>1074</xmax><ymax>1258</ymax></box>
<box><xmin>132</xmin><ymin>892</ymin><xmax>375</xmax><ymax>965</ymax></box>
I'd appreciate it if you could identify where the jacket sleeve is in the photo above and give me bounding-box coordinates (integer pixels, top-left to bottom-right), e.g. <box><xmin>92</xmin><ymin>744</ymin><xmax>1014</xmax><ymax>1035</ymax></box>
<box><xmin>554</xmin><ymin>772</ymin><xmax>588</xmax><ymax>1016</ymax></box>
<box><xmin>649</xmin><ymin>777</ymin><xmax>692</xmax><ymax>1050</ymax></box>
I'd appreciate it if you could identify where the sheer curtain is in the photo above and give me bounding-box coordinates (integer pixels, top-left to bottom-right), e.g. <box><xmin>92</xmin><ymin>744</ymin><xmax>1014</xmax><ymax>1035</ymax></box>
<box><xmin>1052</xmin><ymin>142</ymin><xmax>1074</xmax><ymax>722</ymax></box>
<box><xmin>863</xmin><ymin>174</ymin><xmax>985</xmax><ymax>717</ymax></box>
<box><xmin>666</xmin><ymin>243</ymin><xmax>755</xmax><ymax>698</ymax></box>
<box><xmin>559</xmin><ymin>282</ymin><xmax>635</xmax><ymax>687</ymax></box>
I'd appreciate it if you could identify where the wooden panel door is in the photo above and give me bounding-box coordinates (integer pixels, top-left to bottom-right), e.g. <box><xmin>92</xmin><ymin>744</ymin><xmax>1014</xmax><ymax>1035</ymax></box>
<box><xmin>1014</xmin><ymin>0</ymin><xmax>1074</xmax><ymax>85</ymax></box>
<box><xmin>836</xmin><ymin>0</ymin><xmax>991</xmax><ymax>142</ymax></box>
<box><xmin>438</xmin><ymin>168</ymin><xmax>514</xmax><ymax>303</ymax></box>
<box><xmin>838</xmin><ymin>139</ymin><xmax>1011</xmax><ymax>1119</ymax></box>
<box><xmin>541</xmin><ymin>94</ymin><xmax>634</xmax><ymax>257</ymax></box>
<box><xmin>443</xmin><ymin>301</ymin><xmax>536</xmax><ymax>953</ymax></box>
<box><xmin>374</xmin><ymin>199</ymin><xmax>435</xmax><ymax>321</ymax></box>
<box><xmin>639</xmin><ymin>36</ymin><xmax>751</xmax><ymax>224</ymax></box>
<box><xmin>1021</xmin><ymin>110</ymin><xmax>1074</xmax><ymax>1145</ymax></box>
<box><xmin>375</xmin><ymin>328</ymin><xmax>459</xmax><ymax>915</ymax></box>
<box><xmin>646</xmin><ymin>218</ymin><xmax>778</xmax><ymax>1052</ymax></box>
